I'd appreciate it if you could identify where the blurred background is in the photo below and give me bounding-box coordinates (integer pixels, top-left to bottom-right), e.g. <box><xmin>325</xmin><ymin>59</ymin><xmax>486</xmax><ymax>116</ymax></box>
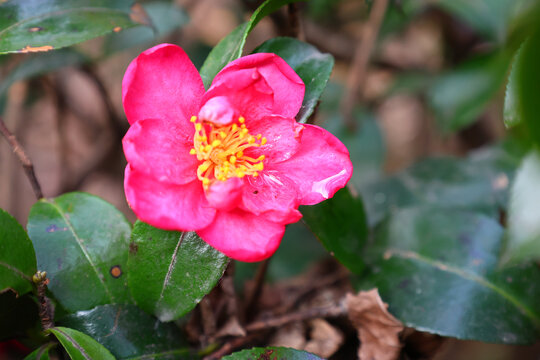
<box><xmin>0</xmin><ymin>0</ymin><xmax>538</xmax><ymax>359</ymax></box>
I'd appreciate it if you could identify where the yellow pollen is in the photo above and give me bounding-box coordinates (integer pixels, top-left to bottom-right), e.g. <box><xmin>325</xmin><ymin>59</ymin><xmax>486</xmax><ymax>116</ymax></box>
<box><xmin>190</xmin><ymin>115</ymin><xmax>267</xmax><ymax>189</ymax></box>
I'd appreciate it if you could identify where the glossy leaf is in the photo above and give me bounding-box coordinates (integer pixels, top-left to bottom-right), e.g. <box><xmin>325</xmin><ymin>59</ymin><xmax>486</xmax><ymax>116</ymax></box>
<box><xmin>27</xmin><ymin>192</ymin><xmax>132</xmax><ymax>313</ymax></box>
<box><xmin>24</xmin><ymin>343</ymin><xmax>56</xmax><ymax>360</ymax></box>
<box><xmin>360</xmin><ymin>140</ymin><xmax>525</xmax><ymax>226</ymax></box>
<box><xmin>435</xmin><ymin>0</ymin><xmax>515</xmax><ymax>44</ymax></box>
<box><xmin>0</xmin><ymin>208</ymin><xmax>37</xmax><ymax>295</ymax></box>
<box><xmin>504</xmin><ymin>150</ymin><xmax>540</xmax><ymax>264</ymax></box>
<box><xmin>358</xmin><ymin>207</ymin><xmax>540</xmax><ymax>344</ymax></box>
<box><xmin>516</xmin><ymin>28</ymin><xmax>540</xmax><ymax>146</ymax></box>
<box><xmin>0</xmin><ymin>0</ymin><xmax>148</xmax><ymax>54</ymax></box>
<box><xmin>102</xmin><ymin>1</ymin><xmax>188</xmax><ymax>55</ymax></box>
<box><xmin>128</xmin><ymin>221</ymin><xmax>228</xmax><ymax>322</ymax></box>
<box><xmin>254</xmin><ymin>37</ymin><xmax>334</xmax><ymax>123</ymax></box>
<box><xmin>223</xmin><ymin>347</ymin><xmax>323</xmax><ymax>359</ymax></box>
<box><xmin>428</xmin><ymin>52</ymin><xmax>511</xmax><ymax>132</ymax></box>
<box><xmin>48</xmin><ymin>327</ymin><xmax>115</xmax><ymax>360</ymax></box>
<box><xmin>59</xmin><ymin>304</ymin><xmax>192</xmax><ymax>360</ymax></box>
<box><xmin>301</xmin><ymin>188</ymin><xmax>368</xmax><ymax>274</ymax></box>
<box><xmin>199</xmin><ymin>0</ymin><xmax>306</xmax><ymax>88</ymax></box>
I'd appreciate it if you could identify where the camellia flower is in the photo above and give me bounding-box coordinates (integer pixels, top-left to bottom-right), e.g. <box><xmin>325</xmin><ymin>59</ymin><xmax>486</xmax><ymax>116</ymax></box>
<box><xmin>122</xmin><ymin>43</ymin><xmax>352</xmax><ymax>262</ymax></box>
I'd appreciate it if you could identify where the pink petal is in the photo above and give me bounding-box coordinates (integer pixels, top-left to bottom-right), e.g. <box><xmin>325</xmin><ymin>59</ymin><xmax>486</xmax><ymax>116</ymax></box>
<box><xmin>205</xmin><ymin>177</ymin><xmax>243</xmax><ymax>211</ymax></box>
<box><xmin>198</xmin><ymin>96</ymin><xmax>237</xmax><ymax>126</ymax></box>
<box><xmin>123</xmin><ymin>118</ymin><xmax>197</xmax><ymax>185</ymax></box>
<box><xmin>197</xmin><ymin>210</ymin><xmax>285</xmax><ymax>262</ymax></box>
<box><xmin>122</xmin><ymin>44</ymin><xmax>204</xmax><ymax>125</ymax></box>
<box><xmin>205</xmin><ymin>53</ymin><xmax>304</xmax><ymax>122</ymax></box>
<box><xmin>241</xmin><ymin>171</ymin><xmax>302</xmax><ymax>224</ymax></box>
<box><xmin>271</xmin><ymin>124</ymin><xmax>353</xmax><ymax>205</ymax></box>
<box><xmin>248</xmin><ymin>115</ymin><xmax>303</xmax><ymax>163</ymax></box>
<box><xmin>125</xmin><ymin>165</ymin><xmax>216</xmax><ymax>231</ymax></box>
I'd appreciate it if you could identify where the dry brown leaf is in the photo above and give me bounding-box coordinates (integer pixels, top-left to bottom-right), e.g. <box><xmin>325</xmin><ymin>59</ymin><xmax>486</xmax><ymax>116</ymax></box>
<box><xmin>346</xmin><ymin>289</ymin><xmax>404</xmax><ymax>360</ymax></box>
<box><xmin>304</xmin><ymin>319</ymin><xmax>344</xmax><ymax>358</ymax></box>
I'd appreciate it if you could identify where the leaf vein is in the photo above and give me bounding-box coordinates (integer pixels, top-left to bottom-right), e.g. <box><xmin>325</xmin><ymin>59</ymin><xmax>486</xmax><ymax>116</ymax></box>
<box><xmin>387</xmin><ymin>249</ymin><xmax>540</xmax><ymax>324</ymax></box>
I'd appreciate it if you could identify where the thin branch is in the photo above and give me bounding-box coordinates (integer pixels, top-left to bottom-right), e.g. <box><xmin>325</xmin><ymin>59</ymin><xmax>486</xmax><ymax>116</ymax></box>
<box><xmin>341</xmin><ymin>0</ymin><xmax>389</xmax><ymax>127</ymax></box>
<box><xmin>244</xmin><ymin>258</ymin><xmax>271</xmax><ymax>320</ymax></box>
<box><xmin>0</xmin><ymin>116</ymin><xmax>43</xmax><ymax>199</ymax></box>
<box><xmin>244</xmin><ymin>301</ymin><xmax>347</xmax><ymax>332</ymax></box>
<box><xmin>33</xmin><ymin>271</ymin><xmax>54</xmax><ymax>330</ymax></box>
<box><xmin>288</xmin><ymin>3</ymin><xmax>305</xmax><ymax>41</ymax></box>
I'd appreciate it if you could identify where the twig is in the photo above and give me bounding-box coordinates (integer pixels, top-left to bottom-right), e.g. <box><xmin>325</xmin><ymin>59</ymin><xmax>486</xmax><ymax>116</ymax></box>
<box><xmin>341</xmin><ymin>0</ymin><xmax>389</xmax><ymax>127</ymax></box>
<box><xmin>244</xmin><ymin>258</ymin><xmax>271</xmax><ymax>320</ymax></box>
<box><xmin>244</xmin><ymin>301</ymin><xmax>347</xmax><ymax>332</ymax></box>
<box><xmin>32</xmin><ymin>271</ymin><xmax>54</xmax><ymax>330</ymax></box>
<box><xmin>203</xmin><ymin>333</ymin><xmax>260</xmax><ymax>360</ymax></box>
<box><xmin>288</xmin><ymin>3</ymin><xmax>305</xmax><ymax>41</ymax></box>
<box><xmin>0</xmin><ymin>116</ymin><xmax>43</xmax><ymax>199</ymax></box>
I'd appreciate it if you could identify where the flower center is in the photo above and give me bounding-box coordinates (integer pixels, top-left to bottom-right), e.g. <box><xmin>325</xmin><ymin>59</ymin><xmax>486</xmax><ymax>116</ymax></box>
<box><xmin>189</xmin><ymin>115</ymin><xmax>266</xmax><ymax>189</ymax></box>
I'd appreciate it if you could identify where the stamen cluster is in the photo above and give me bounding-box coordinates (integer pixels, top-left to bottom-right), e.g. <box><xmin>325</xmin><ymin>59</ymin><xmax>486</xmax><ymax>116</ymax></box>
<box><xmin>189</xmin><ymin>115</ymin><xmax>267</xmax><ymax>188</ymax></box>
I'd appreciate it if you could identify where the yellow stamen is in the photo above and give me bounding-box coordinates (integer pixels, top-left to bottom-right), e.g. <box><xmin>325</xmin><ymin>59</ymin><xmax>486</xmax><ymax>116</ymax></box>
<box><xmin>190</xmin><ymin>115</ymin><xmax>267</xmax><ymax>189</ymax></box>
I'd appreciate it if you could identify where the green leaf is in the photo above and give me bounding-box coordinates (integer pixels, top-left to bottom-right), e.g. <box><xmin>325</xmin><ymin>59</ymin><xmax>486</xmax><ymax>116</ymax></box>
<box><xmin>128</xmin><ymin>221</ymin><xmax>228</xmax><ymax>322</ymax></box>
<box><xmin>0</xmin><ymin>208</ymin><xmax>37</xmax><ymax>295</ymax></box>
<box><xmin>0</xmin><ymin>49</ymin><xmax>89</xmax><ymax>100</ymax></box>
<box><xmin>360</xmin><ymin>140</ymin><xmax>525</xmax><ymax>226</ymax></box>
<box><xmin>199</xmin><ymin>0</ymin><xmax>306</xmax><ymax>88</ymax></box>
<box><xmin>516</xmin><ymin>28</ymin><xmax>540</xmax><ymax>146</ymax></box>
<box><xmin>357</xmin><ymin>207</ymin><xmax>540</xmax><ymax>344</ymax></box>
<box><xmin>24</xmin><ymin>343</ymin><xmax>56</xmax><ymax>360</ymax></box>
<box><xmin>253</xmin><ymin>37</ymin><xmax>334</xmax><ymax>123</ymax></box>
<box><xmin>301</xmin><ymin>188</ymin><xmax>368</xmax><ymax>274</ymax></box>
<box><xmin>48</xmin><ymin>327</ymin><xmax>115</xmax><ymax>360</ymax></box>
<box><xmin>102</xmin><ymin>1</ymin><xmax>188</xmax><ymax>55</ymax></box>
<box><xmin>435</xmin><ymin>0</ymin><xmax>516</xmax><ymax>44</ymax></box>
<box><xmin>223</xmin><ymin>347</ymin><xmax>323</xmax><ymax>359</ymax></box>
<box><xmin>0</xmin><ymin>0</ymin><xmax>149</xmax><ymax>55</ymax></box>
<box><xmin>428</xmin><ymin>52</ymin><xmax>512</xmax><ymax>132</ymax></box>
<box><xmin>504</xmin><ymin>150</ymin><xmax>540</xmax><ymax>264</ymax></box>
<box><xmin>27</xmin><ymin>192</ymin><xmax>132</xmax><ymax>313</ymax></box>
<box><xmin>59</xmin><ymin>304</ymin><xmax>192</xmax><ymax>360</ymax></box>
<box><xmin>503</xmin><ymin>47</ymin><xmax>523</xmax><ymax>128</ymax></box>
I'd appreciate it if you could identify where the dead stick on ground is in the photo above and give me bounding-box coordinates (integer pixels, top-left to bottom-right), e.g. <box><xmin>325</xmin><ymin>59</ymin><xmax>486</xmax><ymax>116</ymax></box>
<box><xmin>0</xmin><ymin>116</ymin><xmax>43</xmax><ymax>199</ymax></box>
<box><xmin>245</xmin><ymin>301</ymin><xmax>348</xmax><ymax>332</ymax></box>
<box><xmin>341</xmin><ymin>0</ymin><xmax>389</xmax><ymax>127</ymax></box>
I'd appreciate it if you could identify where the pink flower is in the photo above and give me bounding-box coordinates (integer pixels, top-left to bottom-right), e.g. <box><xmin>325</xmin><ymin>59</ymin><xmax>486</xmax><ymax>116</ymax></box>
<box><xmin>122</xmin><ymin>44</ymin><xmax>352</xmax><ymax>262</ymax></box>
